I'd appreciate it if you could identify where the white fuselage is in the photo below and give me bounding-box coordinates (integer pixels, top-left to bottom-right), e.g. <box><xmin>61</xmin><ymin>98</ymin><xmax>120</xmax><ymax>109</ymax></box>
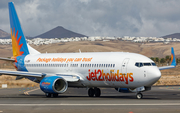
<box><xmin>23</xmin><ymin>52</ymin><xmax>161</xmax><ymax>88</ymax></box>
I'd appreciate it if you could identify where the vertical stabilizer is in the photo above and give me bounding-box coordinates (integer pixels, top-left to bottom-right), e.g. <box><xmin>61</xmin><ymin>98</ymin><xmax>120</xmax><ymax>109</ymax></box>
<box><xmin>8</xmin><ymin>2</ymin><xmax>40</xmax><ymax>57</ymax></box>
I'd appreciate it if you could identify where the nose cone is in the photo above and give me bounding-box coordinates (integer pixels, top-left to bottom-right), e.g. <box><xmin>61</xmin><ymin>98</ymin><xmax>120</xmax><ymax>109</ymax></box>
<box><xmin>154</xmin><ymin>69</ymin><xmax>161</xmax><ymax>80</ymax></box>
<box><xmin>153</xmin><ymin>68</ymin><xmax>161</xmax><ymax>79</ymax></box>
<box><xmin>146</xmin><ymin>68</ymin><xmax>161</xmax><ymax>86</ymax></box>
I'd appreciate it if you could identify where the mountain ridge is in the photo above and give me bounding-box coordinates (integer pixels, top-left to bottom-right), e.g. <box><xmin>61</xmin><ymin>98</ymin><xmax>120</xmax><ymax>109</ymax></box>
<box><xmin>0</xmin><ymin>26</ymin><xmax>87</xmax><ymax>39</ymax></box>
<box><xmin>34</xmin><ymin>26</ymin><xmax>87</xmax><ymax>38</ymax></box>
<box><xmin>0</xmin><ymin>29</ymin><xmax>11</xmax><ymax>38</ymax></box>
<box><xmin>162</xmin><ymin>33</ymin><xmax>180</xmax><ymax>39</ymax></box>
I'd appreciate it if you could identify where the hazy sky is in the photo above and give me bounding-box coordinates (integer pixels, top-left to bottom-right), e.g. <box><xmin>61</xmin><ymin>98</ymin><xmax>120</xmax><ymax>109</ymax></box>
<box><xmin>0</xmin><ymin>0</ymin><xmax>180</xmax><ymax>37</ymax></box>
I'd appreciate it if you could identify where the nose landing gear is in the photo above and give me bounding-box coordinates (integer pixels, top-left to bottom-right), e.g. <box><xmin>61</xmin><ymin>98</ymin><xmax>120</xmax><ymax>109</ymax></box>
<box><xmin>136</xmin><ymin>92</ymin><xmax>143</xmax><ymax>99</ymax></box>
<box><xmin>88</xmin><ymin>87</ymin><xmax>101</xmax><ymax>97</ymax></box>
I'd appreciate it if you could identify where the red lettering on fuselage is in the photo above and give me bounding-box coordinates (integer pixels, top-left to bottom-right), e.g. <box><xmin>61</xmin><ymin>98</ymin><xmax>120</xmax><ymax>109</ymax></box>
<box><xmin>86</xmin><ymin>69</ymin><xmax>134</xmax><ymax>84</ymax></box>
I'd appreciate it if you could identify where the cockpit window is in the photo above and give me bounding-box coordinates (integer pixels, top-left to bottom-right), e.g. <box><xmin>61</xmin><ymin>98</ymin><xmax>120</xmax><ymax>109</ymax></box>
<box><xmin>135</xmin><ymin>63</ymin><xmax>143</xmax><ymax>67</ymax></box>
<box><xmin>143</xmin><ymin>63</ymin><xmax>151</xmax><ymax>66</ymax></box>
<box><xmin>135</xmin><ymin>63</ymin><xmax>139</xmax><ymax>67</ymax></box>
<box><xmin>135</xmin><ymin>62</ymin><xmax>156</xmax><ymax>67</ymax></box>
<box><xmin>140</xmin><ymin>63</ymin><xmax>143</xmax><ymax>67</ymax></box>
<box><xmin>151</xmin><ymin>62</ymin><xmax>156</xmax><ymax>66</ymax></box>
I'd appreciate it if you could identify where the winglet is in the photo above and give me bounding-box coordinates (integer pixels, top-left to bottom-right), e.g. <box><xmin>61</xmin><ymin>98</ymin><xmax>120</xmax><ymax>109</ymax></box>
<box><xmin>158</xmin><ymin>47</ymin><xmax>176</xmax><ymax>70</ymax></box>
<box><xmin>170</xmin><ymin>47</ymin><xmax>176</xmax><ymax>66</ymax></box>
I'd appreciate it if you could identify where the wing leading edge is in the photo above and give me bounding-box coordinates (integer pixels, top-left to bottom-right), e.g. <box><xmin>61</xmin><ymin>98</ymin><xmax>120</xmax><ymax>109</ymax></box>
<box><xmin>0</xmin><ymin>70</ymin><xmax>44</xmax><ymax>77</ymax></box>
<box><xmin>159</xmin><ymin>47</ymin><xmax>176</xmax><ymax>70</ymax></box>
<box><xmin>0</xmin><ymin>70</ymin><xmax>80</xmax><ymax>82</ymax></box>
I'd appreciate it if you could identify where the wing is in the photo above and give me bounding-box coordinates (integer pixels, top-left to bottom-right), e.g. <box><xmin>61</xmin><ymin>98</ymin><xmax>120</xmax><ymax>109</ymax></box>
<box><xmin>0</xmin><ymin>70</ymin><xmax>44</xmax><ymax>77</ymax></box>
<box><xmin>159</xmin><ymin>65</ymin><xmax>175</xmax><ymax>70</ymax></box>
<box><xmin>159</xmin><ymin>47</ymin><xmax>176</xmax><ymax>70</ymax></box>
<box><xmin>0</xmin><ymin>70</ymin><xmax>80</xmax><ymax>82</ymax></box>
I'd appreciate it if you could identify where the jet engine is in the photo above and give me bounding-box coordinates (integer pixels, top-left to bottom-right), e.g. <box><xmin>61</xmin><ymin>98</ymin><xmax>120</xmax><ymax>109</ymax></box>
<box><xmin>40</xmin><ymin>76</ymin><xmax>68</xmax><ymax>94</ymax></box>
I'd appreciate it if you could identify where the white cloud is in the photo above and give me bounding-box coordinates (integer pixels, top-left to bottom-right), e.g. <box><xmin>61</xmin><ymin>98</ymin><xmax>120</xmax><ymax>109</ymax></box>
<box><xmin>78</xmin><ymin>0</ymin><xmax>91</xmax><ymax>4</ymax></box>
<box><xmin>1</xmin><ymin>0</ymin><xmax>180</xmax><ymax>37</ymax></box>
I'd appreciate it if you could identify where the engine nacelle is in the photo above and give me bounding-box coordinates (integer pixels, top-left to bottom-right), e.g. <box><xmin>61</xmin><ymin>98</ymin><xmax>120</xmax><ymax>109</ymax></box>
<box><xmin>40</xmin><ymin>76</ymin><xmax>68</xmax><ymax>94</ymax></box>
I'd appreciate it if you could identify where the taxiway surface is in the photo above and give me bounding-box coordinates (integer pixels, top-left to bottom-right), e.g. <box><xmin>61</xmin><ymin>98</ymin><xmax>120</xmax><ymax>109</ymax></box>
<box><xmin>0</xmin><ymin>86</ymin><xmax>180</xmax><ymax>113</ymax></box>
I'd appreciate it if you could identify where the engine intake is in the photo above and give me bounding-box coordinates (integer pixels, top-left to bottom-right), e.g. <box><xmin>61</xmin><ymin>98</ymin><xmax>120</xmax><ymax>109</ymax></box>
<box><xmin>40</xmin><ymin>76</ymin><xmax>68</xmax><ymax>94</ymax></box>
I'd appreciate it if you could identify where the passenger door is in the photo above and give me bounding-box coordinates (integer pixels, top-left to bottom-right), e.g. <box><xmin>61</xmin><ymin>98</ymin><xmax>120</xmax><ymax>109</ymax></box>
<box><xmin>121</xmin><ymin>58</ymin><xmax>130</xmax><ymax>74</ymax></box>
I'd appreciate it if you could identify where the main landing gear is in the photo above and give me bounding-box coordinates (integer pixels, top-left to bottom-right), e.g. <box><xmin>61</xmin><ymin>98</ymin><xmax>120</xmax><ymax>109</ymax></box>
<box><xmin>88</xmin><ymin>87</ymin><xmax>101</xmax><ymax>97</ymax></box>
<box><xmin>45</xmin><ymin>93</ymin><xmax>58</xmax><ymax>98</ymax></box>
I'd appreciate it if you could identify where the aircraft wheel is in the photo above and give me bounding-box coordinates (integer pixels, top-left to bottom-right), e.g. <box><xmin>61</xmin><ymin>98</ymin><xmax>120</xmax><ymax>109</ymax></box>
<box><xmin>94</xmin><ymin>88</ymin><xmax>101</xmax><ymax>97</ymax></box>
<box><xmin>136</xmin><ymin>92</ymin><xmax>143</xmax><ymax>99</ymax></box>
<box><xmin>45</xmin><ymin>93</ymin><xmax>52</xmax><ymax>97</ymax></box>
<box><xmin>53</xmin><ymin>93</ymin><xmax>58</xmax><ymax>98</ymax></box>
<box><xmin>88</xmin><ymin>88</ymin><xmax>95</xmax><ymax>97</ymax></box>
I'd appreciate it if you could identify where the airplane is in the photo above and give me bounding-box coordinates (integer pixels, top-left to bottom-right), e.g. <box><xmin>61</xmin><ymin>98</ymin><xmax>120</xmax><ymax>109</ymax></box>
<box><xmin>0</xmin><ymin>2</ymin><xmax>176</xmax><ymax>99</ymax></box>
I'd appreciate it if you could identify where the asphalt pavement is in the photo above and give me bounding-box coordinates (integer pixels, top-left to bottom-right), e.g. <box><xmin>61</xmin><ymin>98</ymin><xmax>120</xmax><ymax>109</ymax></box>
<box><xmin>0</xmin><ymin>86</ymin><xmax>180</xmax><ymax>113</ymax></box>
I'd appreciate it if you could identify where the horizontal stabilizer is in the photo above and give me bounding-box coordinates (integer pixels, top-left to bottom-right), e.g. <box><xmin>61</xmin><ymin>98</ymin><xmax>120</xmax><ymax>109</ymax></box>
<box><xmin>0</xmin><ymin>57</ymin><xmax>15</xmax><ymax>62</ymax></box>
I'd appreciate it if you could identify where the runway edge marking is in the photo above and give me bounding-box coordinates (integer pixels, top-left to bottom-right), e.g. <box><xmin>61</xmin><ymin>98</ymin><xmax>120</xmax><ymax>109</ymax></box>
<box><xmin>0</xmin><ymin>103</ymin><xmax>180</xmax><ymax>106</ymax></box>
